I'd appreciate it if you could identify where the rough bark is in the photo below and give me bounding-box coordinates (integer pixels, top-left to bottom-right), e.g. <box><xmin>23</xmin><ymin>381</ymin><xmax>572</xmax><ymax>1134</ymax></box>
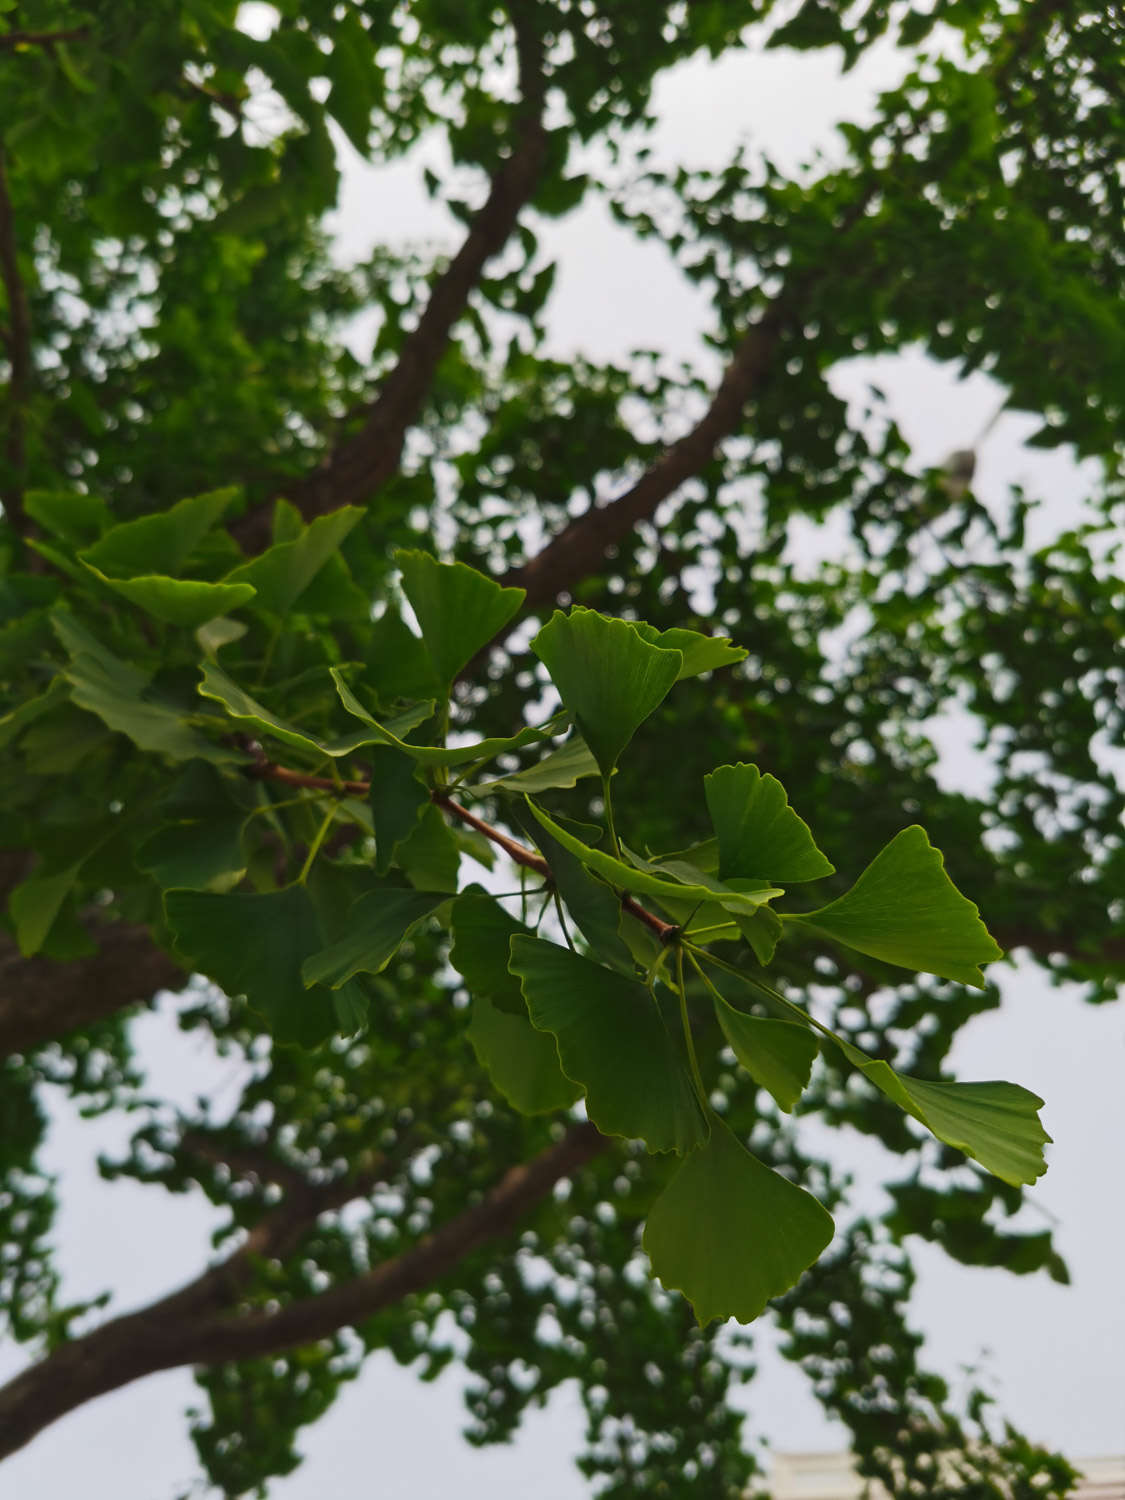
<box><xmin>0</xmin><ymin>1122</ymin><xmax>603</xmax><ymax>1459</ymax></box>
<box><xmin>0</xmin><ymin>921</ymin><xmax>184</xmax><ymax>1059</ymax></box>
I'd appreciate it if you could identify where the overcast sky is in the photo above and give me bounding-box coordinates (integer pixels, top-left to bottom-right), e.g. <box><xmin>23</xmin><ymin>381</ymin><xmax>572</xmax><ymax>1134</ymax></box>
<box><xmin>6</xmin><ymin>20</ymin><xmax>1123</xmax><ymax>1500</ymax></box>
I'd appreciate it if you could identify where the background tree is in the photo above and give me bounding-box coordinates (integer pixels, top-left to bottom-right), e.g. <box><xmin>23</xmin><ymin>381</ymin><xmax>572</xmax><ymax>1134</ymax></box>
<box><xmin>0</xmin><ymin>1</ymin><xmax>1122</xmax><ymax>1495</ymax></box>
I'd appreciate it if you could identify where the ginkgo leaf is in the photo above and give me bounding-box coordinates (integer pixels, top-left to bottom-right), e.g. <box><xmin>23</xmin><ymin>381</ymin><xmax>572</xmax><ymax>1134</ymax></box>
<box><xmin>54</xmin><ymin>614</ymin><xmax>238</xmax><ymax>764</ymax></box>
<box><xmin>789</xmin><ymin>826</ymin><xmax>1003</xmax><ymax>986</ymax></box>
<box><xmin>527</xmin><ymin>802</ymin><xmax>782</xmax><ymax>922</ymax></box>
<box><xmin>530</xmin><ymin>609</ymin><xmax>682</xmax><ymax>776</ymax></box>
<box><xmin>835</xmin><ymin>1039</ymin><xmax>1049</xmax><ymax>1185</ymax></box>
<box><xmin>82</xmin><ymin>567</ymin><xmax>257</xmax><ymax>627</ymax></box>
<box><xmin>643</xmin><ymin>1116</ymin><xmax>834</xmax><ymax>1324</ymax></box>
<box><xmin>301</xmin><ymin>886</ymin><xmax>449</xmax><ymax>989</ymax></box>
<box><xmin>396</xmin><ymin>548</ymin><xmax>525</xmax><ymax>685</ymax></box>
<box><xmin>704</xmin><ymin>763</ymin><xmax>834</xmax><ymax>882</ymax></box>
<box><xmin>467</xmin><ymin>993</ymin><xmax>581</xmax><ymax>1115</ymax></box>
<box><xmin>450</xmin><ymin>889</ymin><xmax>531</xmax><ymax>1015</ymax></box>
<box><xmin>223</xmin><ymin>508</ymin><xmax>363</xmax><ymax>614</ymax></box>
<box><xmin>514</xmin><ymin>806</ymin><xmax>633</xmax><ymax>969</ymax></box>
<box><xmin>165</xmin><ymin>885</ymin><xmax>337</xmax><ymax>1047</ymax></box>
<box><xmin>509</xmin><ymin>936</ymin><xmax>707</xmax><ymax>1153</ymax></box>
<box><xmin>483</xmin><ymin>735</ymin><xmax>600</xmax><ymax>792</ymax></box>
<box><xmin>711</xmin><ymin>992</ymin><xmax>818</xmax><ymax>1111</ymax></box>
<box><xmin>330</xmin><ymin>668</ymin><xmax>548</xmax><ymax>766</ymax></box>
<box><xmin>631</xmin><ymin>622</ymin><xmax>747</xmax><ymax>680</ymax></box>
<box><xmin>80</xmin><ymin>487</ymin><xmax>239</xmax><ymax>577</ymax></box>
<box><xmin>369</xmin><ymin>749</ymin><xmax>429</xmax><ymax>874</ymax></box>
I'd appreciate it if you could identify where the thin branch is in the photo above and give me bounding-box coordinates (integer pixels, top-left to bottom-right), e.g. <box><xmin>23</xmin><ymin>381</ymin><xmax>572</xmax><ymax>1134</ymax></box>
<box><xmin>0</xmin><ymin>1121</ymin><xmax>603</xmax><ymax>1459</ymax></box>
<box><xmin>0</xmin><ymin>27</ymin><xmax>89</xmax><ymax>51</ymax></box>
<box><xmin>242</xmin><ymin>757</ymin><xmax>679</xmax><ymax>942</ymax></box>
<box><xmin>0</xmin><ymin>144</ymin><xmax>32</xmax><ymax>539</ymax></box>
<box><xmin>499</xmin><ymin>302</ymin><xmax>790</xmax><ymax>612</ymax></box>
<box><xmin>231</xmin><ymin>9</ymin><xmax>550</xmax><ymax>552</ymax></box>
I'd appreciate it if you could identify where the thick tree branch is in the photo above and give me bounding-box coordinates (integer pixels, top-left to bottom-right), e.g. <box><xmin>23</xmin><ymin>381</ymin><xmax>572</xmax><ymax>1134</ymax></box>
<box><xmin>499</xmin><ymin>303</ymin><xmax>790</xmax><ymax>612</ymax></box>
<box><xmin>231</xmin><ymin>13</ymin><xmax>549</xmax><ymax>552</ymax></box>
<box><xmin>0</xmin><ymin>145</ymin><xmax>32</xmax><ymax>539</ymax></box>
<box><xmin>0</xmin><ymin>920</ymin><xmax>184</xmax><ymax>1060</ymax></box>
<box><xmin>0</xmin><ymin>1121</ymin><xmax>603</xmax><ymax>1459</ymax></box>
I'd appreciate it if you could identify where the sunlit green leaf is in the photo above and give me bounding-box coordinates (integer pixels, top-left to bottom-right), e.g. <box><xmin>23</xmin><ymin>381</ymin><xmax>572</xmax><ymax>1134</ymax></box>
<box><xmin>643</xmin><ymin>1116</ymin><xmax>834</xmax><ymax>1324</ymax></box>
<box><xmin>632</xmin><ymin>622</ymin><xmax>748</xmax><ymax>680</ymax></box>
<box><xmin>836</xmin><ymin>1039</ymin><xmax>1049</xmax><ymax>1185</ymax></box>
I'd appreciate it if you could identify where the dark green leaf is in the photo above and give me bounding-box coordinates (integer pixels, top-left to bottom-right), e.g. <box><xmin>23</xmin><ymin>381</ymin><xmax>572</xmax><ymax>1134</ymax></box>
<box><xmin>467</xmin><ymin>992</ymin><xmax>581</xmax><ymax>1114</ymax></box>
<box><xmin>223</xmin><ymin>508</ymin><xmax>363</xmax><ymax>615</ymax></box>
<box><xmin>450</xmin><ymin>889</ymin><xmax>530</xmax><ymax>1015</ymax></box>
<box><xmin>370</xmin><ymin>749</ymin><xmax>429</xmax><ymax>874</ymax></box>
<box><xmin>509</xmin><ymin>936</ymin><xmax>707</xmax><ymax>1153</ymax></box>
<box><xmin>301</xmin><ymin>886</ymin><xmax>448</xmax><ymax>990</ymax></box>
<box><xmin>166</xmin><ymin>886</ymin><xmax>336</xmax><ymax>1046</ymax></box>
<box><xmin>643</xmin><ymin>1117</ymin><xmax>835</xmax><ymax>1324</ymax></box>
<box><xmin>80</xmin><ymin>488</ymin><xmax>239</xmax><ymax>577</ymax></box>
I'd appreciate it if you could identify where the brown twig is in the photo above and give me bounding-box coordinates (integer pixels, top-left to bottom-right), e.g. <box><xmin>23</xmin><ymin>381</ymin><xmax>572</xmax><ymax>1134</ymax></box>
<box><xmin>0</xmin><ymin>1121</ymin><xmax>603</xmax><ymax>1458</ymax></box>
<box><xmin>243</xmin><ymin>756</ymin><xmax>679</xmax><ymax>942</ymax></box>
<box><xmin>0</xmin><ymin>27</ymin><xmax>89</xmax><ymax>51</ymax></box>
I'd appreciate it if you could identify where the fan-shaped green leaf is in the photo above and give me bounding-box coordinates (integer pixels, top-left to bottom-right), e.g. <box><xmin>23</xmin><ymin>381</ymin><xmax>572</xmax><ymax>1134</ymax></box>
<box><xmin>712</xmin><ymin>993</ymin><xmax>817</xmax><ymax>1111</ymax></box>
<box><xmin>705</xmin><ymin>763</ymin><xmax>834</xmax><ymax>882</ymax></box>
<box><xmin>223</xmin><ymin>508</ymin><xmax>362</xmax><ymax>614</ymax></box>
<box><xmin>450</xmin><ymin>889</ymin><xmax>530</xmax><ymax>1015</ymax></box>
<box><xmin>790</xmin><ymin>826</ymin><xmax>1002</xmax><ymax>986</ymax></box>
<box><xmin>301</xmin><ymin>886</ymin><xmax>449</xmax><ymax>989</ymax></box>
<box><xmin>165</xmin><ymin>885</ymin><xmax>336</xmax><ymax>1046</ymax></box>
<box><xmin>643</xmin><ymin>1117</ymin><xmax>834</xmax><ymax>1324</ymax></box>
<box><xmin>395</xmin><ymin>548</ymin><xmax>525</xmax><ymax>686</ymax></box>
<box><xmin>632</xmin><ymin>622</ymin><xmax>747</xmax><ymax>680</ymax></box>
<box><xmin>83</xmin><ymin>568</ymin><xmax>257</xmax><ymax>627</ymax></box>
<box><xmin>483</xmin><ymin>735</ymin><xmax>600</xmax><ymax>792</ymax></box>
<box><xmin>836</xmin><ymin>1040</ymin><xmax>1049</xmax><ymax>1185</ymax></box>
<box><xmin>509</xmin><ymin>936</ymin><xmax>707</xmax><ymax>1153</ymax></box>
<box><xmin>80</xmin><ymin>487</ymin><xmax>239</xmax><ymax>577</ymax></box>
<box><xmin>467</xmin><ymin>993</ymin><xmax>581</xmax><ymax>1115</ymax></box>
<box><xmin>530</xmin><ymin>609</ymin><xmax>682</xmax><ymax>776</ymax></box>
<box><xmin>527</xmin><ymin>802</ymin><xmax>782</xmax><ymax>921</ymax></box>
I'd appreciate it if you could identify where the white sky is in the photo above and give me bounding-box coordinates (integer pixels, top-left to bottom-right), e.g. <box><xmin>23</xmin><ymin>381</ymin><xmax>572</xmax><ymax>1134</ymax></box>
<box><xmin>6</xmin><ymin>28</ymin><xmax>1123</xmax><ymax>1500</ymax></box>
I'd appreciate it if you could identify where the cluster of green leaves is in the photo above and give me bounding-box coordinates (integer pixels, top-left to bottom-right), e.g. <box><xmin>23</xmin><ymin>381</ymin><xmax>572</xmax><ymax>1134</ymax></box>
<box><xmin>5</xmin><ymin>511</ymin><xmax>1050</xmax><ymax>1326</ymax></box>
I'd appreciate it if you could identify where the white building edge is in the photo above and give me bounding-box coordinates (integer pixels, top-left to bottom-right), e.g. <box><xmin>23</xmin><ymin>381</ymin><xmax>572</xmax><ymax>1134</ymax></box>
<box><xmin>768</xmin><ymin>1452</ymin><xmax>1125</xmax><ymax>1499</ymax></box>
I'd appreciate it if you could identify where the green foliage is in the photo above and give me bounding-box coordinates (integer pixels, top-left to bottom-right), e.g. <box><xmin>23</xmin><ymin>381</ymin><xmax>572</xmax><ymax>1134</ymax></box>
<box><xmin>2</xmin><ymin>0</ymin><xmax>1122</xmax><ymax>1490</ymax></box>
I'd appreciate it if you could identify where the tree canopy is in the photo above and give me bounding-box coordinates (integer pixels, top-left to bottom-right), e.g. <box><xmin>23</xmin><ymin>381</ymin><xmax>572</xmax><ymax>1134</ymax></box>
<box><xmin>0</xmin><ymin>0</ymin><xmax>1122</xmax><ymax>1494</ymax></box>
